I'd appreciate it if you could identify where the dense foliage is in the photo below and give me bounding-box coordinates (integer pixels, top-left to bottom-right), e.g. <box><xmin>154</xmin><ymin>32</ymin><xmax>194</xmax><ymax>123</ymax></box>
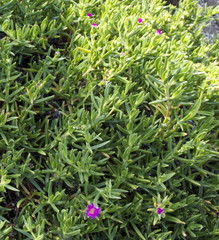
<box><xmin>0</xmin><ymin>0</ymin><xmax>218</xmax><ymax>239</ymax></box>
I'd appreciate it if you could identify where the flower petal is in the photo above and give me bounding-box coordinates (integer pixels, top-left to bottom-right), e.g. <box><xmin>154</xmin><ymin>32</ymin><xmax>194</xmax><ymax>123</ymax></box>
<box><xmin>156</xmin><ymin>29</ymin><xmax>162</xmax><ymax>35</ymax></box>
<box><xmin>85</xmin><ymin>203</ymin><xmax>101</xmax><ymax>219</ymax></box>
<box><xmin>157</xmin><ymin>207</ymin><xmax>164</xmax><ymax>215</ymax></box>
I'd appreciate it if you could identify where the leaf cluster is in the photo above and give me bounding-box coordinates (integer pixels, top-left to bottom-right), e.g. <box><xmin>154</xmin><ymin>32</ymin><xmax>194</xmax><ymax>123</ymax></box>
<box><xmin>0</xmin><ymin>0</ymin><xmax>218</xmax><ymax>239</ymax></box>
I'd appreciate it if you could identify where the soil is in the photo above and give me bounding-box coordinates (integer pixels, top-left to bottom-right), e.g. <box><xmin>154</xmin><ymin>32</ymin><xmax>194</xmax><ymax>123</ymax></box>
<box><xmin>198</xmin><ymin>0</ymin><xmax>219</xmax><ymax>42</ymax></box>
<box><xmin>166</xmin><ymin>0</ymin><xmax>219</xmax><ymax>42</ymax></box>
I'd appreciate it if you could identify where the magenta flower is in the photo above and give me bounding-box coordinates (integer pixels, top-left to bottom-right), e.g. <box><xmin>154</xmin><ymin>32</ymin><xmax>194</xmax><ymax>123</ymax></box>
<box><xmin>156</xmin><ymin>29</ymin><xmax>162</xmax><ymax>35</ymax></box>
<box><xmin>85</xmin><ymin>203</ymin><xmax>101</xmax><ymax>219</ymax></box>
<box><xmin>91</xmin><ymin>23</ymin><xmax>97</xmax><ymax>27</ymax></box>
<box><xmin>138</xmin><ymin>18</ymin><xmax>143</xmax><ymax>23</ymax></box>
<box><xmin>87</xmin><ymin>13</ymin><xmax>93</xmax><ymax>17</ymax></box>
<box><xmin>121</xmin><ymin>52</ymin><xmax>125</xmax><ymax>56</ymax></box>
<box><xmin>157</xmin><ymin>207</ymin><xmax>164</xmax><ymax>215</ymax></box>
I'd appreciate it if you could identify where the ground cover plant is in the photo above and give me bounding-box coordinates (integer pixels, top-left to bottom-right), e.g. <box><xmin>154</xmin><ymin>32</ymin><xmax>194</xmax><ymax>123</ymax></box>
<box><xmin>0</xmin><ymin>0</ymin><xmax>219</xmax><ymax>239</ymax></box>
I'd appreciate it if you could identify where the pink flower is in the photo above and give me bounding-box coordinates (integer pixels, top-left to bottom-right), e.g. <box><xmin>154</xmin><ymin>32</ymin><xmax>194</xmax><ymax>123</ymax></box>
<box><xmin>156</xmin><ymin>29</ymin><xmax>162</xmax><ymax>35</ymax></box>
<box><xmin>157</xmin><ymin>208</ymin><xmax>164</xmax><ymax>215</ymax></box>
<box><xmin>91</xmin><ymin>23</ymin><xmax>97</xmax><ymax>27</ymax></box>
<box><xmin>85</xmin><ymin>203</ymin><xmax>101</xmax><ymax>219</ymax></box>
<box><xmin>121</xmin><ymin>52</ymin><xmax>125</xmax><ymax>56</ymax></box>
<box><xmin>138</xmin><ymin>18</ymin><xmax>143</xmax><ymax>23</ymax></box>
<box><xmin>87</xmin><ymin>13</ymin><xmax>93</xmax><ymax>17</ymax></box>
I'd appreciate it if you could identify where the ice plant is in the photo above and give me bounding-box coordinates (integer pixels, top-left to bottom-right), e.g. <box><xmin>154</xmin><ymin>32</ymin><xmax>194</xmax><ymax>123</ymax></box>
<box><xmin>157</xmin><ymin>207</ymin><xmax>164</xmax><ymax>215</ymax></box>
<box><xmin>138</xmin><ymin>18</ymin><xmax>143</xmax><ymax>23</ymax></box>
<box><xmin>85</xmin><ymin>203</ymin><xmax>101</xmax><ymax>219</ymax></box>
<box><xmin>87</xmin><ymin>13</ymin><xmax>93</xmax><ymax>17</ymax></box>
<box><xmin>156</xmin><ymin>29</ymin><xmax>162</xmax><ymax>35</ymax></box>
<box><xmin>91</xmin><ymin>23</ymin><xmax>97</xmax><ymax>27</ymax></box>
